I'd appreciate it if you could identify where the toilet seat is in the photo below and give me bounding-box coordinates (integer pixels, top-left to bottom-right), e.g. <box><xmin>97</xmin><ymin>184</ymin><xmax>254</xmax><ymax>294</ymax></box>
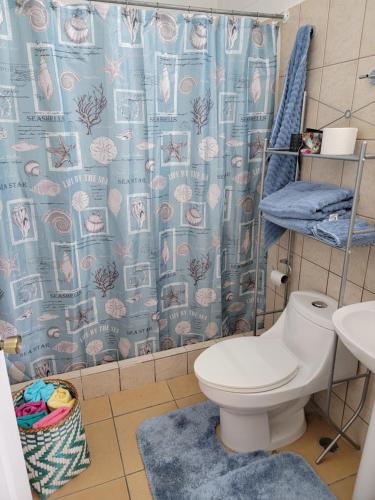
<box><xmin>194</xmin><ymin>337</ymin><xmax>299</xmax><ymax>394</ymax></box>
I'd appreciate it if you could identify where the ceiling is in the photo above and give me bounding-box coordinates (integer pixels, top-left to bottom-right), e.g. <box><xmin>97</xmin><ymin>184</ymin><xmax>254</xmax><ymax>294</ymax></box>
<box><xmin>217</xmin><ymin>0</ymin><xmax>304</xmax><ymax>14</ymax></box>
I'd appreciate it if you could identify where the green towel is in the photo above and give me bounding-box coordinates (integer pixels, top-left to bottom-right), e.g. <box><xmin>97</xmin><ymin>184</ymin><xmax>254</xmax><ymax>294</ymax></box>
<box><xmin>17</xmin><ymin>411</ymin><xmax>48</xmax><ymax>429</ymax></box>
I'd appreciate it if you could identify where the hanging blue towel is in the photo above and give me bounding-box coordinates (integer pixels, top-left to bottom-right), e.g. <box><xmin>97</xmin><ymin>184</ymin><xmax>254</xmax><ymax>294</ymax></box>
<box><xmin>259</xmin><ymin>181</ymin><xmax>353</xmax><ymax>220</ymax></box>
<box><xmin>24</xmin><ymin>379</ymin><xmax>55</xmax><ymax>403</ymax></box>
<box><xmin>263</xmin><ymin>25</ymin><xmax>313</xmax><ymax>249</ymax></box>
<box><xmin>312</xmin><ymin>217</ymin><xmax>375</xmax><ymax>247</ymax></box>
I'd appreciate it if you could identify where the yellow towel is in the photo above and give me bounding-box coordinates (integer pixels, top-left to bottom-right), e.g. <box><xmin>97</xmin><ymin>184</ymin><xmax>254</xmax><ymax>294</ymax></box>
<box><xmin>47</xmin><ymin>387</ymin><xmax>75</xmax><ymax>411</ymax></box>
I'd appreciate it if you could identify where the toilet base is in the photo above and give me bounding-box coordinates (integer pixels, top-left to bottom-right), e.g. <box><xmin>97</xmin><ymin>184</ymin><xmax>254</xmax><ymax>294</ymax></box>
<box><xmin>219</xmin><ymin>406</ymin><xmax>307</xmax><ymax>453</ymax></box>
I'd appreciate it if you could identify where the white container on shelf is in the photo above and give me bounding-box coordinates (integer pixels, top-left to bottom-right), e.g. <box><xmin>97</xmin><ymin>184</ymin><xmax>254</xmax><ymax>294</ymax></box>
<box><xmin>320</xmin><ymin>127</ymin><xmax>358</xmax><ymax>155</ymax></box>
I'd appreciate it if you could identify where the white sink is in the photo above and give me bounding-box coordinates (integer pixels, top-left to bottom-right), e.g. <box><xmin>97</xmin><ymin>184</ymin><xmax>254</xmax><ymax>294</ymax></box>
<box><xmin>333</xmin><ymin>301</ymin><xmax>375</xmax><ymax>372</ymax></box>
<box><xmin>332</xmin><ymin>301</ymin><xmax>375</xmax><ymax>500</ymax></box>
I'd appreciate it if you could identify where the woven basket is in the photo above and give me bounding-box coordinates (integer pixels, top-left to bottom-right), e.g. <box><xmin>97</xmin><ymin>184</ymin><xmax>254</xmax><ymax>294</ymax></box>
<box><xmin>13</xmin><ymin>379</ymin><xmax>90</xmax><ymax>499</ymax></box>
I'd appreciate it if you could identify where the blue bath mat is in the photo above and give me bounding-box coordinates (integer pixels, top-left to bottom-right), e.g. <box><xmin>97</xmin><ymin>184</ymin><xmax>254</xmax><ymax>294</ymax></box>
<box><xmin>137</xmin><ymin>401</ymin><xmax>335</xmax><ymax>500</ymax></box>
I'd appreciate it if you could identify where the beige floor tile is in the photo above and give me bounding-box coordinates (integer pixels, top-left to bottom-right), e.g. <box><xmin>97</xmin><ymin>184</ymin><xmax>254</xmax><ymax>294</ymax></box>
<box><xmin>126</xmin><ymin>471</ymin><xmax>152</xmax><ymax>500</ymax></box>
<box><xmin>115</xmin><ymin>402</ymin><xmax>177</xmax><ymax>475</ymax></box>
<box><xmin>329</xmin><ymin>474</ymin><xmax>356</xmax><ymax>500</ymax></box>
<box><xmin>167</xmin><ymin>373</ymin><xmax>201</xmax><ymax>399</ymax></box>
<box><xmin>279</xmin><ymin>414</ymin><xmax>360</xmax><ymax>484</ymax></box>
<box><xmin>81</xmin><ymin>396</ymin><xmax>112</xmax><ymax>425</ymax></box>
<box><xmin>175</xmin><ymin>392</ymin><xmax>207</xmax><ymax>409</ymax></box>
<box><xmin>110</xmin><ymin>381</ymin><xmax>173</xmax><ymax>417</ymax></box>
<box><xmin>60</xmin><ymin>478</ymin><xmax>129</xmax><ymax>500</ymax></box>
<box><xmin>82</xmin><ymin>370</ymin><xmax>120</xmax><ymax>399</ymax></box>
<box><xmin>49</xmin><ymin>419</ymin><xmax>124</xmax><ymax>498</ymax></box>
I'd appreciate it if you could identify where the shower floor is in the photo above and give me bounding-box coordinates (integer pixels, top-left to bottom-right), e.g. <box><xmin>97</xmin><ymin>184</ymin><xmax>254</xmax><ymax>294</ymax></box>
<box><xmin>30</xmin><ymin>373</ymin><xmax>359</xmax><ymax>500</ymax></box>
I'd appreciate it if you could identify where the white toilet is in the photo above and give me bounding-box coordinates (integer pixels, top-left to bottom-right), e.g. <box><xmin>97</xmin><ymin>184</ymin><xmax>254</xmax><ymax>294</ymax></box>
<box><xmin>194</xmin><ymin>290</ymin><xmax>357</xmax><ymax>453</ymax></box>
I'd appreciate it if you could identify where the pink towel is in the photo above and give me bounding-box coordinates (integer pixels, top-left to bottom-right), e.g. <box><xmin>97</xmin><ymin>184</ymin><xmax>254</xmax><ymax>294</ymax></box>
<box><xmin>32</xmin><ymin>406</ymin><xmax>71</xmax><ymax>429</ymax></box>
<box><xmin>15</xmin><ymin>401</ymin><xmax>47</xmax><ymax>417</ymax></box>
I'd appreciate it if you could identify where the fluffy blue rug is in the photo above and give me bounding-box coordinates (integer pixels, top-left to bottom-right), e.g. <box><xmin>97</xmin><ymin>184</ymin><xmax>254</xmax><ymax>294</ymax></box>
<box><xmin>137</xmin><ymin>401</ymin><xmax>335</xmax><ymax>500</ymax></box>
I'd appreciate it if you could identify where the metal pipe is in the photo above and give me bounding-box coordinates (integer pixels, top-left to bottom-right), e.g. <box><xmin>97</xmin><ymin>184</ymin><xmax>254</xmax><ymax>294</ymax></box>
<box><xmin>316</xmin><ymin>369</ymin><xmax>371</xmax><ymax>464</ymax></box>
<box><xmin>82</xmin><ymin>0</ymin><xmax>285</xmax><ymax>19</ymax></box>
<box><xmin>253</xmin><ymin>138</ymin><xmax>268</xmax><ymax>336</ymax></box>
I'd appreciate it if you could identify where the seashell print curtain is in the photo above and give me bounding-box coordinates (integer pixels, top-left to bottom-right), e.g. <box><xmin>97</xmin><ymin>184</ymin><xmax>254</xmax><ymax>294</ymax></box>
<box><xmin>0</xmin><ymin>1</ymin><xmax>277</xmax><ymax>383</ymax></box>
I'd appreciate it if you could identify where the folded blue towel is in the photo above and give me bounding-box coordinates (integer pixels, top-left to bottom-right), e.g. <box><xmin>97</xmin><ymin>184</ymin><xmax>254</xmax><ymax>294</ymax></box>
<box><xmin>312</xmin><ymin>217</ymin><xmax>375</xmax><ymax>247</ymax></box>
<box><xmin>260</xmin><ymin>181</ymin><xmax>353</xmax><ymax>220</ymax></box>
<box><xmin>262</xmin><ymin>212</ymin><xmax>317</xmax><ymax>237</ymax></box>
<box><xmin>24</xmin><ymin>380</ymin><xmax>55</xmax><ymax>403</ymax></box>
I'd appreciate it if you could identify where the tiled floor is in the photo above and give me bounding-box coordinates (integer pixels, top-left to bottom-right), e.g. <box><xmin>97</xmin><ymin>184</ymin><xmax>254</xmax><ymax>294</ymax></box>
<box><xmin>31</xmin><ymin>374</ymin><xmax>360</xmax><ymax>500</ymax></box>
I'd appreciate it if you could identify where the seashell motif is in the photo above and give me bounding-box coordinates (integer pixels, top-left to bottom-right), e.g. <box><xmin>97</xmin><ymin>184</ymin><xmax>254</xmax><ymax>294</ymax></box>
<box><xmin>250</xmin><ymin>67</ymin><xmax>262</xmax><ymax>104</ymax></box>
<box><xmin>122</xmin><ymin>6</ymin><xmax>140</xmax><ymax>44</ymax></box>
<box><xmin>156</xmin><ymin>202</ymin><xmax>173</xmax><ymax>221</ymax></box>
<box><xmin>160</xmin><ymin>65</ymin><xmax>170</xmax><ymax>104</ymax></box>
<box><xmin>227</xmin><ymin>301</ymin><xmax>245</xmax><ymax>313</ymax></box>
<box><xmin>223</xmin><ymin>280</ymin><xmax>234</xmax><ymax>288</ymax></box>
<box><xmin>177</xmin><ymin>242</ymin><xmax>191</xmax><ymax>256</ymax></box>
<box><xmin>39</xmin><ymin>312</ymin><xmax>59</xmax><ymax>321</ymax></box>
<box><xmin>252</xmin><ymin>25</ymin><xmax>264</xmax><ymax>48</ymax></box>
<box><xmin>0</xmin><ymin>320</ymin><xmax>17</xmax><ymax>338</ymax></box>
<box><xmin>11</xmin><ymin>141</ymin><xmax>38</xmax><ymax>152</ymax></box>
<box><xmin>32</xmin><ymin>179</ymin><xmax>60</xmax><ymax>196</ymax></box>
<box><xmin>227</xmin><ymin>16</ymin><xmax>239</xmax><ymax>49</ymax></box>
<box><xmin>211</xmin><ymin>233</ymin><xmax>220</xmax><ymax>248</ymax></box>
<box><xmin>60</xmin><ymin>251</ymin><xmax>74</xmax><ymax>283</ymax></box>
<box><xmin>136</xmin><ymin>141</ymin><xmax>155</xmax><ymax>151</ymax></box>
<box><xmin>161</xmin><ymin>337</ymin><xmax>175</xmax><ymax>350</ymax></box>
<box><xmin>161</xmin><ymin>239</ymin><xmax>169</xmax><ymax>264</ymax></box>
<box><xmin>21</xmin><ymin>0</ymin><xmax>48</xmax><ymax>31</ymax></box>
<box><xmin>185</xmin><ymin>207</ymin><xmax>202</xmax><ymax>227</ymax></box>
<box><xmin>238</xmin><ymin>194</ymin><xmax>254</xmax><ymax>214</ymax></box>
<box><xmin>205</xmin><ymin>322</ymin><xmax>218</xmax><ymax>338</ymax></box>
<box><xmin>11</xmin><ymin>205</ymin><xmax>30</xmax><ymax>238</ymax></box>
<box><xmin>235</xmin><ymin>317</ymin><xmax>250</xmax><ymax>333</ymax></box>
<box><xmin>80</xmin><ymin>255</ymin><xmax>96</xmax><ymax>270</ymax></box>
<box><xmin>151</xmin><ymin>311</ymin><xmax>160</xmax><ymax>321</ymax></box>
<box><xmin>231</xmin><ymin>155</ymin><xmax>243</xmax><ymax>168</ymax></box>
<box><xmin>225</xmin><ymin>291</ymin><xmax>234</xmax><ymax>302</ymax></box>
<box><xmin>207</xmin><ymin>183</ymin><xmax>220</xmax><ymax>209</ymax></box>
<box><xmin>117</xmin><ymin>129</ymin><xmax>133</xmax><ymax>141</ymax></box>
<box><xmin>144</xmin><ymin>297</ymin><xmax>157</xmax><ymax>307</ymax></box>
<box><xmin>94</xmin><ymin>2</ymin><xmax>110</xmax><ymax>19</ymax></box>
<box><xmin>60</xmin><ymin>71</ymin><xmax>80</xmax><ymax>91</ymax></box>
<box><xmin>127</xmin><ymin>293</ymin><xmax>141</xmax><ymax>304</ymax></box>
<box><xmin>174</xmin><ymin>184</ymin><xmax>192</xmax><ymax>203</ymax></box>
<box><xmin>38</xmin><ymin>56</ymin><xmax>53</xmax><ymax>101</ymax></box>
<box><xmin>90</xmin><ymin>136</ymin><xmax>117</xmax><ymax>165</ymax></box>
<box><xmin>64</xmin><ymin>12</ymin><xmax>89</xmax><ymax>44</ymax></box>
<box><xmin>156</xmin><ymin>13</ymin><xmax>178</xmax><ymax>42</ymax></box>
<box><xmin>190</xmin><ymin>22</ymin><xmax>207</xmax><ymax>50</ymax></box>
<box><xmin>17</xmin><ymin>309</ymin><xmax>33</xmax><ymax>321</ymax></box>
<box><xmin>145</xmin><ymin>159</ymin><xmax>155</xmax><ymax>172</ymax></box>
<box><xmin>0</xmin><ymin>128</ymin><xmax>7</xmax><ymax>140</ymax></box>
<box><xmin>43</xmin><ymin>209</ymin><xmax>72</xmax><ymax>233</ymax></box>
<box><xmin>53</xmin><ymin>341</ymin><xmax>78</xmax><ymax>353</ymax></box>
<box><xmin>226</xmin><ymin>138</ymin><xmax>243</xmax><ymax>148</ymax></box>
<box><xmin>118</xmin><ymin>337</ymin><xmax>130</xmax><ymax>358</ymax></box>
<box><xmin>215</xmin><ymin>65</ymin><xmax>225</xmax><ymax>82</ymax></box>
<box><xmin>84</xmin><ymin>213</ymin><xmax>105</xmax><ymax>233</ymax></box>
<box><xmin>72</xmin><ymin>190</ymin><xmax>89</xmax><ymax>211</ymax></box>
<box><xmin>86</xmin><ymin>339</ymin><xmax>103</xmax><ymax>357</ymax></box>
<box><xmin>24</xmin><ymin>160</ymin><xmax>40</xmax><ymax>176</ymax></box>
<box><xmin>159</xmin><ymin>318</ymin><xmax>167</xmax><ymax>330</ymax></box>
<box><xmin>108</xmin><ymin>188</ymin><xmax>122</xmax><ymax>216</ymax></box>
<box><xmin>178</xmin><ymin>76</ymin><xmax>197</xmax><ymax>95</ymax></box>
<box><xmin>235</xmin><ymin>171</ymin><xmax>251</xmax><ymax>186</ymax></box>
<box><xmin>106</xmin><ymin>298</ymin><xmax>127</xmax><ymax>319</ymax></box>
<box><xmin>175</xmin><ymin>321</ymin><xmax>191</xmax><ymax>335</ymax></box>
<box><xmin>198</xmin><ymin>137</ymin><xmax>219</xmax><ymax>161</ymax></box>
<box><xmin>9</xmin><ymin>361</ymin><xmax>26</xmax><ymax>383</ymax></box>
<box><xmin>195</xmin><ymin>287</ymin><xmax>216</xmax><ymax>307</ymax></box>
<box><xmin>151</xmin><ymin>175</ymin><xmax>167</xmax><ymax>191</ymax></box>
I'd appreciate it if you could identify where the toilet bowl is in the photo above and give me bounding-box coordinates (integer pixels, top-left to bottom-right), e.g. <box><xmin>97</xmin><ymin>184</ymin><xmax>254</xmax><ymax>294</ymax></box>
<box><xmin>194</xmin><ymin>290</ymin><xmax>358</xmax><ymax>453</ymax></box>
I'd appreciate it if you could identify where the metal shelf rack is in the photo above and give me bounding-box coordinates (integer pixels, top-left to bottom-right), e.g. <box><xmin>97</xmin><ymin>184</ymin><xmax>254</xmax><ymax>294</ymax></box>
<box><xmin>253</xmin><ymin>139</ymin><xmax>374</xmax><ymax>464</ymax></box>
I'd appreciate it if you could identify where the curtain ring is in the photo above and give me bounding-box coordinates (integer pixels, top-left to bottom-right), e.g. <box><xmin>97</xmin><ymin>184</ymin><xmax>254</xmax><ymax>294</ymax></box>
<box><xmin>50</xmin><ymin>0</ymin><xmax>57</xmax><ymax>10</ymax></box>
<box><xmin>209</xmin><ymin>7</ymin><xmax>214</xmax><ymax>23</ymax></box>
<box><xmin>87</xmin><ymin>0</ymin><xmax>93</xmax><ymax>14</ymax></box>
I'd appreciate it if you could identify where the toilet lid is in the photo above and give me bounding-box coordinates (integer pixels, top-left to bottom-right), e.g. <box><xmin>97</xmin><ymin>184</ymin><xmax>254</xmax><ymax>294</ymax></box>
<box><xmin>194</xmin><ymin>337</ymin><xmax>299</xmax><ymax>393</ymax></box>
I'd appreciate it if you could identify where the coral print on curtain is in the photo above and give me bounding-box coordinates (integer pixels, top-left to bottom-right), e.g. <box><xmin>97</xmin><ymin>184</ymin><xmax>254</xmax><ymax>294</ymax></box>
<box><xmin>0</xmin><ymin>1</ymin><xmax>277</xmax><ymax>382</ymax></box>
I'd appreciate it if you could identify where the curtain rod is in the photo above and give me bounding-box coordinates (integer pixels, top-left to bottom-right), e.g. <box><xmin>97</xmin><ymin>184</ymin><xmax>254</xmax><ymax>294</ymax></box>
<box><xmin>85</xmin><ymin>0</ymin><xmax>285</xmax><ymax>20</ymax></box>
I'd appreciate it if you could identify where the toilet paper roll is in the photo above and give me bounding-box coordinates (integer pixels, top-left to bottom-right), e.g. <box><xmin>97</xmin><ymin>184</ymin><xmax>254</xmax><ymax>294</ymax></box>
<box><xmin>270</xmin><ymin>270</ymin><xmax>288</xmax><ymax>286</ymax></box>
<box><xmin>320</xmin><ymin>128</ymin><xmax>358</xmax><ymax>156</ymax></box>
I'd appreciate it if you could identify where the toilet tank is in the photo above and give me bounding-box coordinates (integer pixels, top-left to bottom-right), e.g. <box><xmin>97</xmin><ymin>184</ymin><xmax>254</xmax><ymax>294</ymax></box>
<box><xmin>282</xmin><ymin>291</ymin><xmax>357</xmax><ymax>382</ymax></box>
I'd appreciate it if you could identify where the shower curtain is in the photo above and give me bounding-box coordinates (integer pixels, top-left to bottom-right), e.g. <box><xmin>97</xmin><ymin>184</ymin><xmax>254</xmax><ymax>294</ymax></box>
<box><xmin>0</xmin><ymin>1</ymin><xmax>277</xmax><ymax>383</ymax></box>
